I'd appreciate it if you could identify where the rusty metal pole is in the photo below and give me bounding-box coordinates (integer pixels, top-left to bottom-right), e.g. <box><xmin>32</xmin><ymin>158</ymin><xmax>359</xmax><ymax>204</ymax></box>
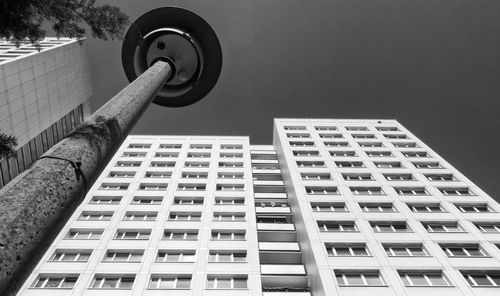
<box><xmin>0</xmin><ymin>61</ymin><xmax>172</xmax><ymax>294</ymax></box>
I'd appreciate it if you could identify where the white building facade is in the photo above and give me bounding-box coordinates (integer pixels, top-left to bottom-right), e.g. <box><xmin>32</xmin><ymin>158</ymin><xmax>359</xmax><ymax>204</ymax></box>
<box><xmin>16</xmin><ymin>119</ymin><xmax>500</xmax><ymax>296</ymax></box>
<box><xmin>0</xmin><ymin>38</ymin><xmax>92</xmax><ymax>187</ymax></box>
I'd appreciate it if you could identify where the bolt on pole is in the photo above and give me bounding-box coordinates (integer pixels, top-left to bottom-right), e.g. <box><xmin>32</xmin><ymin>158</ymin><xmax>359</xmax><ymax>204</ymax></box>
<box><xmin>0</xmin><ymin>61</ymin><xmax>172</xmax><ymax>294</ymax></box>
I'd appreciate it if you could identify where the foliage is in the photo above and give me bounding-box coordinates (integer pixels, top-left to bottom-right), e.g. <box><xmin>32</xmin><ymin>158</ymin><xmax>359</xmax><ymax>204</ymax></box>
<box><xmin>0</xmin><ymin>0</ymin><xmax>129</xmax><ymax>46</ymax></box>
<box><xmin>0</xmin><ymin>132</ymin><xmax>18</xmax><ymax>160</ymax></box>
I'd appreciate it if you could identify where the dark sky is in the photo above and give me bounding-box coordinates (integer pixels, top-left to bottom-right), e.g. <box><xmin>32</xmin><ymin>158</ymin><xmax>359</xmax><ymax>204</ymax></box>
<box><xmin>85</xmin><ymin>1</ymin><xmax>500</xmax><ymax>199</ymax></box>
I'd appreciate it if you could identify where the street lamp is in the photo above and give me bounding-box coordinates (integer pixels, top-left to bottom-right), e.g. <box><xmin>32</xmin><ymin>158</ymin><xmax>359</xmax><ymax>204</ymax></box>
<box><xmin>0</xmin><ymin>7</ymin><xmax>222</xmax><ymax>295</ymax></box>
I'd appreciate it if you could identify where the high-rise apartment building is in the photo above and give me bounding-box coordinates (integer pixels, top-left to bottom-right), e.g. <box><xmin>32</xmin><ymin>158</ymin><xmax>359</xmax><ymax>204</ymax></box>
<box><xmin>16</xmin><ymin>119</ymin><xmax>500</xmax><ymax>296</ymax></box>
<box><xmin>0</xmin><ymin>37</ymin><xmax>92</xmax><ymax>187</ymax></box>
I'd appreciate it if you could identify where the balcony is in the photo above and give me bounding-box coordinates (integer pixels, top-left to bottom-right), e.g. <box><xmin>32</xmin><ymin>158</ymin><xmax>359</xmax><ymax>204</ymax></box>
<box><xmin>259</xmin><ymin>242</ymin><xmax>300</xmax><ymax>252</ymax></box>
<box><xmin>256</xmin><ymin>203</ymin><xmax>291</xmax><ymax>214</ymax></box>
<box><xmin>261</xmin><ymin>264</ymin><xmax>306</xmax><ymax>275</ymax></box>
<box><xmin>262</xmin><ymin>275</ymin><xmax>310</xmax><ymax>296</ymax></box>
<box><xmin>254</xmin><ymin>180</ymin><xmax>285</xmax><ymax>186</ymax></box>
<box><xmin>260</xmin><ymin>251</ymin><xmax>302</xmax><ymax>264</ymax></box>
<box><xmin>255</xmin><ymin>193</ymin><xmax>288</xmax><ymax>199</ymax></box>
<box><xmin>257</xmin><ymin>215</ymin><xmax>295</xmax><ymax>231</ymax></box>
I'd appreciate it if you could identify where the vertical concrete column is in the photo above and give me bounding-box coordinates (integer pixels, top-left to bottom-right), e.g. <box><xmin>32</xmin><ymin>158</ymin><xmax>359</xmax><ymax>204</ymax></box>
<box><xmin>0</xmin><ymin>61</ymin><xmax>172</xmax><ymax>294</ymax></box>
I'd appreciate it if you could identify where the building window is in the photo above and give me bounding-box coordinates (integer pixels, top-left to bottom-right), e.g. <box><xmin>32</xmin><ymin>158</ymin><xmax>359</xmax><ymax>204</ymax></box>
<box><xmin>462</xmin><ymin>271</ymin><xmax>500</xmax><ymax>287</ymax></box>
<box><xmin>413</xmin><ymin>162</ymin><xmax>442</xmax><ymax>169</ymax></box>
<box><xmin>399</xmin><ymin>270</ymin><xmax>451</xmax><ymax>286</ymax></box>
<box><xmin>315</xmin><ymin>126</ymin><xmax>337</xmax><ymax>131</ymax></box>
<box><xmin>287</xmin><ymin>133</ymin><xmax>311</xmax><ymax>138</ymax></box>
<box><xmin>324</xmin><ymin>141</ymin><xmax>349</xmax><ymax>147</ymax></box>
<box><xmin>169</xmin><ymin>212</ymin><xmax>202</xmax><ymax>221</ymax></box>
<box><xmin>219</xmin><ymin>162</ymin><xmax>243</xmax><ymax>168</ymax></box>
<box><xmin>422</xmin><ymin>222</ymin><xmax>464</xmax><ymax>233</ymax></box>
<box><xmin>221</xmin><ymin>144</ymin><xmax>242</xmax><ymax>150</ymax></box>
<box><xmin>376</xmin><ymin>127</ymin><xmax>399</xmax><ymax>131</ymax></box>
<box><xmin>285</xmin><ymin>126</ymin><xmax>307</xmax><ymax>130</ymax></box>
<box><xmin>358</xmin><ymin>142</ymin><xmax>383</xmax><ymax>147</ymax></box>
<box><xmin>150</xmin><ymin>161</ymin><xmax>175</xmax><ymax>167</ymax></box>
<box><xmin>220</xmin><ymin>153</ymin><xmax>243</xmax><ymax>158</ymax></box>
<box><xmin>374</xmin><ymin>161</ymin><xmax>402</xmax><ymax>168</ymax></box>
<box><xmin>31</xmin><ymin>275</ymin><xmax>78</xmax><ymax>289</ymax></box>
<box><xmin>297</xmin><ymin>161</ymin><xmax>325</xmax><ymax>168</ymax></box>
<box><xmin>145</xmin><ymin>171</ymin><xmax>172</xmax><ymax>178</ymax></box>
<box><xmin>90</xmin><ymin>275</ymin><xmax>135</xmax><ymax>289</ymax></box>
<box><xmin>114</xmin><ymin>230</ymin><xmax>151</xmax><ymax>240</ymax></box>
<box><xmin>440</xmin><ymin>244</ymin><xmax>488</xmax><ymax>257</ymax></box>
<box><xmin>350</xmin><ymin>187</ymin><xmax>384</xmax><ymax>195</ymax></box>
<box><xmin>335</xmin><ymin>270</ymin><xmax>385</xmax><ymax>286</ymax></box>
<box><xmin>148</xmin><ymin>275</ymin><xmax>192</xmax><ymax>289</ymax></box>
<box><xmin>218</xmin><ymin>172</ymin><xmax>244</xmax><ymax>179</ymax></box>
<box><xmin>159</xmin><ymin>143</ymin><xmax>182</xmax><ymax>149</ymax></box>
<box><xmin>181</xmin><ymin>172</ymin><xmax>208</xmax><ymax>179</ymax></box>
<box><xmin>213</xmin><ymin>213</ymin><xmax>246</xmax><ymax>221</ymax></box>
<box><xmin>335</xmin><ymin>161</ymin><xmax>365</xmax><ymax>168</ymax></box>
<box><xmin>384</xmin><ymin>244</ymin><xmax>429</xmax><ymax>257</ymax></box>
<box><xmin>78</xmin><ymin>211</ymin><xmax>113</xmax><ymax>221</ymax></box>
<box><xmin>90</xmin><ymin>196</ymin><xmax>121</xmax><ymax>204</ymax></box>
<box><xmin>156</xmin><ymin>152</ymin><xmax>179</xmax><ymax>158</ymax></box>
<box><xmin>209</xmin><ymin>251</ymin><xmax>247</xmax><ymax>262</ymax></box>
<box><xmin>384</xmin><ymin>134</ymin><xmax>408</xmax><ymax>139</ymax></box>
<box><xmin>100</xmin><ymin>183</ymin><xmax>129</xmax><ymax>190</ymax></box>
<box><xmin>174</xmin><ymin>196</ymin><xmax>204</xmax><ymax>205</ymax></box>
<box><xmin>346</xmin><ymin>126</ymin><xmax>368</xmax><ymax>131</ymax></box>
<box><xmin>395</xmin><ymin>187</ymin><xmax>428</xmax><ymax>196</ymax></box>
<box><xmin>456</xmin><ymin>204</ymin><xmax>492</xmax><ymax>213</ymax></box>
<box><xmin>326</xmin><ymin>244</ymin><xmax>370</xmax><ymax>256</ymax></box>
<box><xmin>330</xmin><ymin>151</ymin><xmax>357</xmax><ymax>157</ymax></box>
<box><xmin>474</xmin><ymin>222</ymin><xmax>500</xmax><ymax>233</ymax></box>
<box><xmin>439</xmin><ymin>187</ymin><xmax>474</xmax><ymax>196</ymax></box>
<box><xmin>216</xmin><ymin>184</ymin><xmax>244</xmax><ymax>191</ymax></box>
<box><xmin>305</xmin><ymin>186</ymin><xmax>338</xmax><ymax>195</ymax></box>
<box><xmin>289</xmin><ymin>141</ymin><xmax>315</xmax><ymax>147</ymax></box>
<box><xmin>139</xmin><ymin>183</ymin><xmax>168</xmax><ymax>191</ymax></box>
<box><xmin>215</xmin><ymin>197</ymin><xmax>245</xmax><ymax>205</ymax></box>
<box><xmin>402</xmin><ymin>151</ymin><xmax>429</xmax><ymax>158</ymax></box>
<box><xmin>393</xmin><ymin>142</ymin><xmax>418</xmax><ymax>148</ymax></box>
<box><xmin>343</xmin><ymin>173</ymin><xmax>372</xmax><ymax>181</ymax></box>
<box><xmin>211</xmin><ymin>230</ymin><xmax>246</xmax><ymax>240</ymax></box>
<box><xmin>124</xmin><ymin>212</ymin><xmax>157</xmax><ymax>221</ymax></box>
<box><xmin>122</xmin><ymin>152</ymin><xmax>146</xmax><ymax>157</ymax></box>
<box><xmin>408</xmin><ymin>203</ymin><xmax>443</xmax><ymax>213</ymax></box>
<box><xmin>311</xmin><ymin>202</ymin><xmax>347</xmax><ymax>212</ymax></box>
<box><xmin>190</xmin><ymin>144</ymin><xmax>212</xmax><ymax>149</ymax></box>
<box><xmin>131</xmin><ymin>196</ymin><xmax>162</xmax><ymax>204</ymax></box>
<box><xmin>187</xmin><ymin>152</ymin><xmax>211</xmax><ymax>158</ymax></box>
<box><xmin>351</xmin><ymin>134</ymin><xmax>375</xmax><ymax>139</ymax></box>
<box><xmin>425</xmin><ymin>174</ymin><xmax>455</xmax><ymax>181</ymax></box>
<box><xmin>50</xmin><ymin>250</ymin><xmax>92</xmax><ymax>262</ymax></box>
<box><xmin>178</xmin><ymin>183</ymin><xmax>206</xmax><ymax>191</ymax></box>
<box><xmin>301</xmin><ymin>173</ymin><xmax>331</xmax><ymax>180</ymax></box>
<box><xmin>293</xmin><ymin>150</ymin><xmax>320</xmax><ymax>157</ymax></box>
<box><xmin>156</xmin><ymin>250</ymin><xmax>196</xmax><ymax>262</ymax></box>
<box><xmin>108</xmin><ymin>171</ymin><xmax>135</xmax><ymax>178</ymax></box>
<box><xmin>206</xmin><ymin>275</ymin><xmax>248</xmax><ymax>289</ymax></box>
<box><xmin>366</xmin><ymin>151</ymin><xmax>392</xmax><ymax>157</ymax></box>
<box><xmin>66</xmin><ymin>229</ymin><xmax>103</xmax><ymax>240</ymax></box>
<box><xmin>360</xmin><ymin>203</ymin><xmax>396</xmax><ymax>213</ymax></box>
<box><xmin>384</xmin><ymin>174</ymin><xmax>413</xmax><ymax>181</ymax></box>
<box><xmin>163</xmin><ymin>230</ymin><xmax>198</xmax><ymax>240</ymax></box>
<box><xmin>319</xmin><ymin>133</ymin><xmax>343</xmax><ymax>139</ymax></box>
<box><xmin>318</xmin><ymin>221</ymin><xmax>358</xmax><ymax>232</ymax></box>
<box><xmin>371</xmin><ymin>222</ymin><xmax>410</xmax><ymax>232</ymax></box>
<box><xmin>128</xmin><ymin>144</ymin><xmax>151</xmax><ymax>149</ymax></box>
<box><xmin>103</xmin><ymin>250</ymin><xmax>143</xmax><ymax>262</ymax></box>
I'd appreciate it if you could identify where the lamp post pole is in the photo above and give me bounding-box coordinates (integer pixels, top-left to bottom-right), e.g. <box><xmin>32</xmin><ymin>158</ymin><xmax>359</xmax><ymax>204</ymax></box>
<box><xmin>0</xmin><ymin>6</ymin><xmax>222</xmax><ymax>295</ymax></box>
<box><xmin>0</xmin><ymin>60</ymin><xmax>172</xmax><ymax>294</ymax></box>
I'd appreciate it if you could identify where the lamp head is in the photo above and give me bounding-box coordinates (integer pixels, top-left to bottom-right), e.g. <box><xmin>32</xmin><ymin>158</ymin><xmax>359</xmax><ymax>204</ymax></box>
<box><xmin>122</xmin><ymin>7</ymin><xmax>222</xmax><ymax>107</ymax></box>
